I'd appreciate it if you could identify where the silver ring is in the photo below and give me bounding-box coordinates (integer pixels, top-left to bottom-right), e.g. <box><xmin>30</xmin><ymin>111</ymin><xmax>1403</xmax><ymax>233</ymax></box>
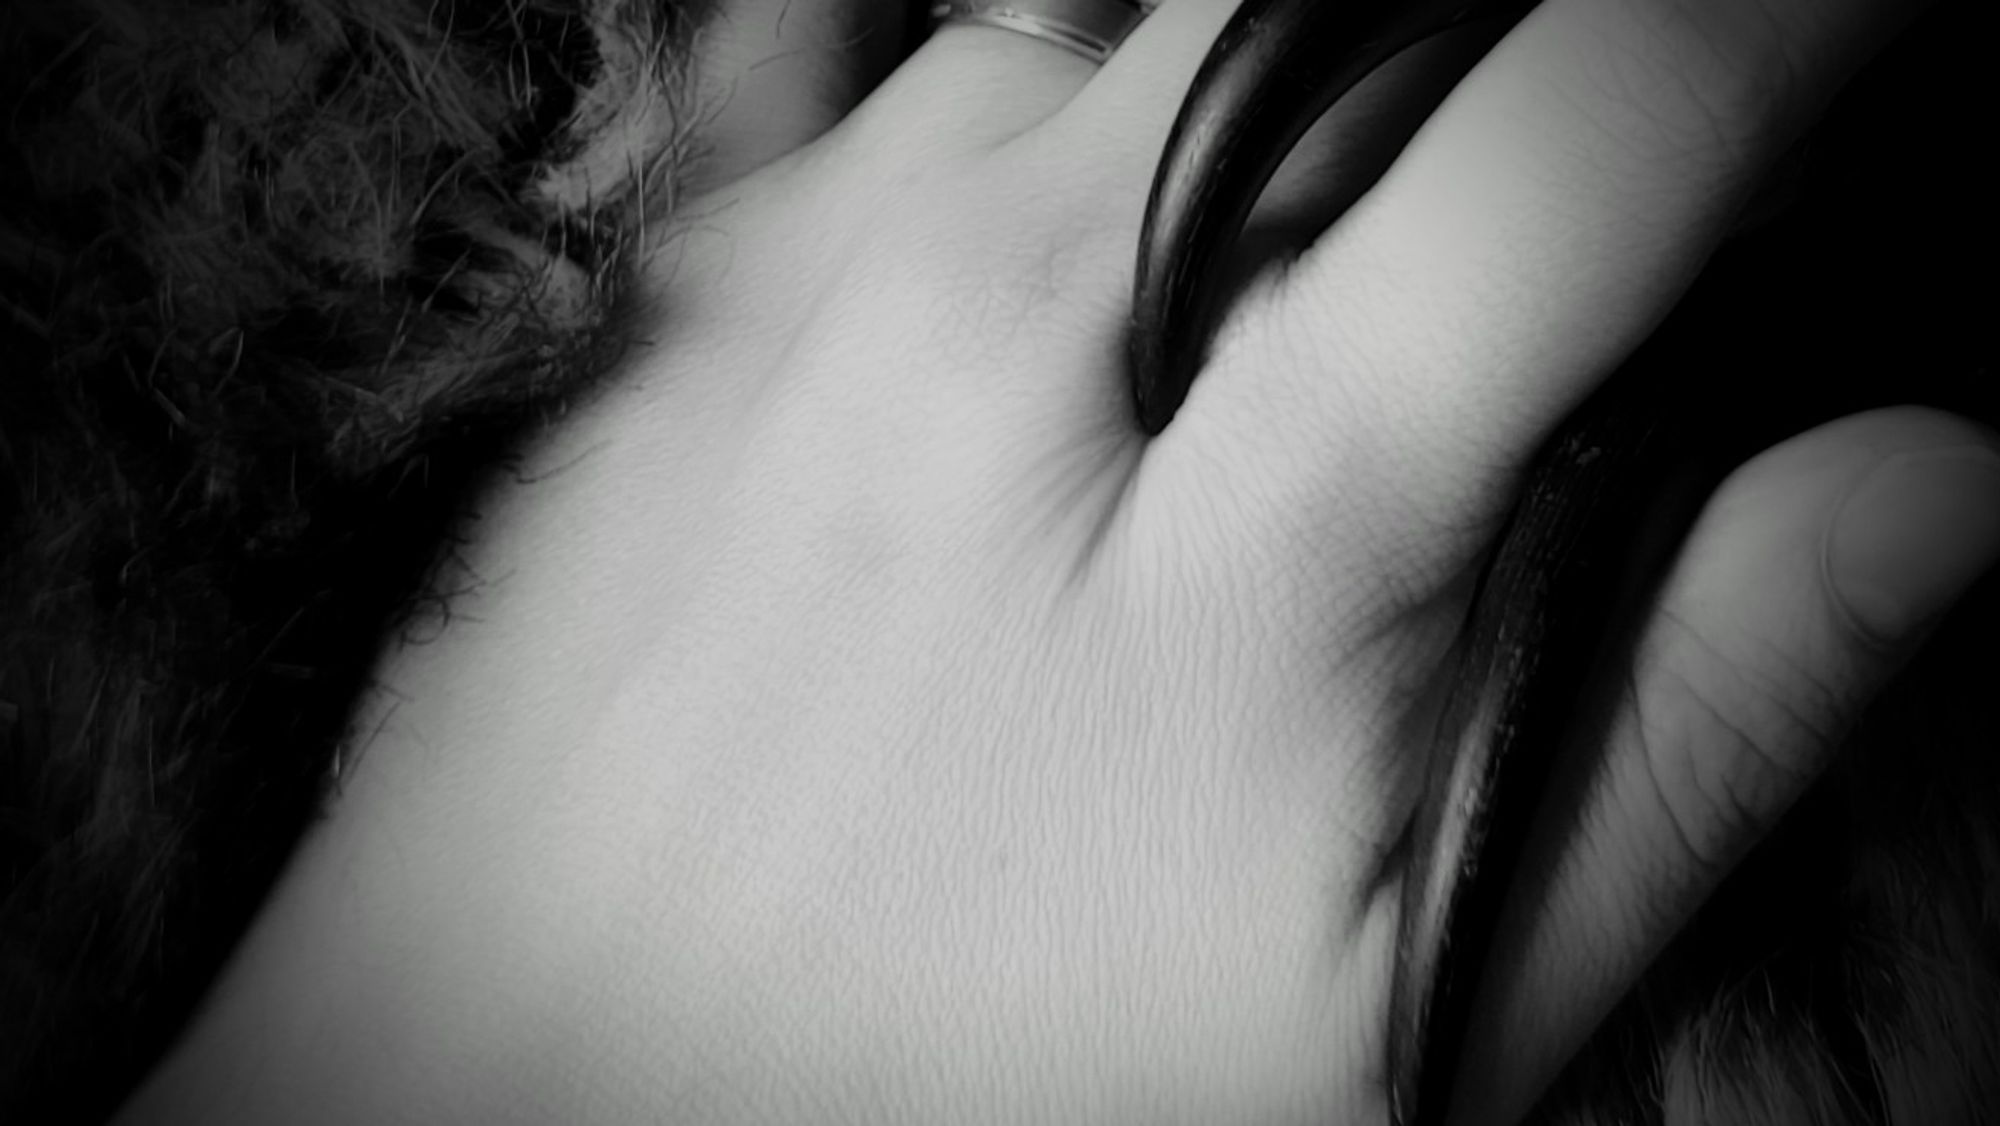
<box><xmin>928</xmin><ymin>0</ymin><xmax>1155</xmax><ymax>63</ymax></box>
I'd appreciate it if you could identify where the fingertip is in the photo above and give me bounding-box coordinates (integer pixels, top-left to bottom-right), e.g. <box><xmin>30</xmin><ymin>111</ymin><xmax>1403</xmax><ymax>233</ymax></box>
<box><xmin>1439</xmin><ymin>406</ymin><xmax>2000</xmax><ymax>1126</ymax></box>
<box><xmin>1823</xmin><ymin>442</ymin><xmax>2000</xmax><ymax>650</ymax></box>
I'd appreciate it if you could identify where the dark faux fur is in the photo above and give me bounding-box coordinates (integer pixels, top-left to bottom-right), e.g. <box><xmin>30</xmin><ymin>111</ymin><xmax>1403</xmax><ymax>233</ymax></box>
<box><xmin>1</xmin><ymin>2</ymin><xmax>699</xmax><ymax>1118</ymax></box>
<box><xmin>1</xmin><ymin>0</ymin><xmax>1993</xmax><ymax>1123</ymax></box>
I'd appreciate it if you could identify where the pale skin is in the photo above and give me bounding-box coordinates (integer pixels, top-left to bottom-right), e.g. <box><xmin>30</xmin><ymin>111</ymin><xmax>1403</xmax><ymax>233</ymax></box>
<box><xmin>120</xmin><ymin>0</ymin><xmax>2000</xmax><ymax>1123</ymax></box>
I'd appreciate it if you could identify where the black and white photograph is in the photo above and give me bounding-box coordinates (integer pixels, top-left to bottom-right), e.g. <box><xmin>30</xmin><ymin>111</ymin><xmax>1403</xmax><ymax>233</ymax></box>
<box><xmin>3</xmin><ymin>0</ymin><xmax>1995</xmax><ymax>1121</ymax></box>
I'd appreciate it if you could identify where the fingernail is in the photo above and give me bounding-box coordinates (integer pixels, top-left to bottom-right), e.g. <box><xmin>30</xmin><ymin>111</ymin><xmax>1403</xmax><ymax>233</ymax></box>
<box><xmin>1826</xmin><ymin>446</ymin><xmax>2000</xmax><ymax>646</ymax></box>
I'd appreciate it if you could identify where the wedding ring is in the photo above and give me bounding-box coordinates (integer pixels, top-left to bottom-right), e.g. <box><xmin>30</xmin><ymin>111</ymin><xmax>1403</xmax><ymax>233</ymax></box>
<box><xmin>928</xmin><ymin>0</ymin><xmax>1156</xmax><ymax>63</ymax></box>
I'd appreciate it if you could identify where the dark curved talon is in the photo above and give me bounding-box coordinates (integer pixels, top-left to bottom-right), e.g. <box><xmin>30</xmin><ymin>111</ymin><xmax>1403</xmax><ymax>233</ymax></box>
<box><xmin>1127</xmin><ymin>3</ymin><xmax>1587</xmax><ymax>1124</ymax></box>
<box><xmin>1127</xmin><ymin>0</ymin><xmax>1538</xmax><ymax>436</ymax></box>
<box><xmin>1129</xmin><ymin>3</ymin><xmax>1973</xmax><ymax>1122</ymax></box>
<box><xmin>1383</xmin><ymin>369</ymin><xmax>1722</xmax><ymax>1126</ymax></box>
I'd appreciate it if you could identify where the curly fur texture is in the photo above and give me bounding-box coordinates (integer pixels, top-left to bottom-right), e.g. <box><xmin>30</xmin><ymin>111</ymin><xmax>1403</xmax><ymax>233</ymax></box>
<box><xmin>2</xmin><ymin>1</ymin><xmax>697</xmax><ymax>1117</ymax></box>
<box><xmin>1</xmin><ymin>0</ymin><xmax>1994</xmax><ymax>1122</ymax></box>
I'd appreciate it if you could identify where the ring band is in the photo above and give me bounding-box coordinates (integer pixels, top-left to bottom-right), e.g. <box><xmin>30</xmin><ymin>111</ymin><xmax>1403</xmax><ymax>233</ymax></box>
<box><xmin>928</xmin><ymin>0</ymin><xmax>1155</xmax><ymax>63</ymax></box>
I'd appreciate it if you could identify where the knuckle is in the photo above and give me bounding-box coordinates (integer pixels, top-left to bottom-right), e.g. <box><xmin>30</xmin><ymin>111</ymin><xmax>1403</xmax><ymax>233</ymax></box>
<box><xmin>1638</xmin><ymin>619</ymin><xmax>1844</xmax><ymax>870</ymax></box>
<box><xmin>1581</xmin><ymin>0</ymin><xmax>1804</xmax><ymax>166</ymax></box>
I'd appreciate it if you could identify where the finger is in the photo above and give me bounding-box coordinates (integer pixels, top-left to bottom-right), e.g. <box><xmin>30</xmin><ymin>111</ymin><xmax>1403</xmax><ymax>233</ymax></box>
<box><xmin>1237</xmin><ymin>26</ymin><xmax>1502</xmax><ymax>253</ymax></box>
<box><xmin>679</xmin><ymin>0</ymin><xmax>912</xmax><ymax>189</ymax></box>
<box><xmin>1443</xmin><ymin>406</ymin><xmax>2000</xmax><ymax>1126</ymax></box>
<box><xmin>1114</xmin><ymin>0</ymin><xmax>1537</xmax><ymax>432</ymax></box>
<box><xmin>1028</xmin><ymin>0</ymin><xmax>1453</xmax><ymax>302</ymax></box>
<box><xmin>1047</xmin><ymin>0</ymin><xmax>1238</xmax><ymax>162</ymax></box>
<box><xmin>867</xmin><ymin>0</ymin><xmax>1122</xmax><ymax>155</ymax></box>
<box><xmin>1165</xmin><ymin>0</ymin><xmax>1924</xmax><ymax>534</ymax></box>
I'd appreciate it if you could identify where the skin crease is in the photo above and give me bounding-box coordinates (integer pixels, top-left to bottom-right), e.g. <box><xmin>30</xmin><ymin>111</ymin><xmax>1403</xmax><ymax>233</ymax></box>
<box><xmin>114</xmin><ymin>1</ymin><xmax>1999</xmax><ymax>1123</ymax></box>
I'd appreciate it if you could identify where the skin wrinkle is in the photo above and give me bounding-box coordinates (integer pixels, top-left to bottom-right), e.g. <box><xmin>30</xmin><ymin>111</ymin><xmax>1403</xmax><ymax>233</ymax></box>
<box><xmin>1668</xmin><ymin>605</ymin><xmax>1839</xmax><ymax>767</ymax></box>
<box><xmin>1206</xmin><ymin>257</ymin><xmax>1496</xmax><ymax>542</ymax></box>
<box><xmin>1140</xmin><ymin>420</ymin><xmax>1468</xmax><ymax>656</ymax></box>
<box><xmin>9</xmin><ymin>0</ymin><xmax>1993</xmax><ymax>1121</ymax></box>
<box><xmin>1639</xmin><ymin>616</ymin><xmax>1807</xmax><ymax>877</ymax></box>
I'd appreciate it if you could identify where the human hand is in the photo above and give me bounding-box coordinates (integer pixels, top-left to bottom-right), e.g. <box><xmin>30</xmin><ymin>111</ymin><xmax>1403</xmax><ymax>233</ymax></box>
<box><xmin>123</xmin><ymin>1</ymin><xmax>2000</xmax><ymax>1124</ymax></box>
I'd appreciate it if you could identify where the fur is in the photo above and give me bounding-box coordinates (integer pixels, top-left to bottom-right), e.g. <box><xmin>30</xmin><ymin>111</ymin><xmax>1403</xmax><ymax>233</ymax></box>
<box><xmin>1</xmin><ymin>0</ymin><xmax>1993</xmax><ymax>1122</ymax></box>
<box><xmin>1</xmin><ymin>2</ymin><xmax>696</xmax><ymax>1118</ymax></box>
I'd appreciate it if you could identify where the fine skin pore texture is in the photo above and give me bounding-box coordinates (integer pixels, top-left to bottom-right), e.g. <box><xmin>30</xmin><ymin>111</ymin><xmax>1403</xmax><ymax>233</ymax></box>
<box><xmin>4</xmin><ymin>0</ymin><xmax>1996</xmax><ymax>1123</ymax></box>
<box><xmin>1123</xmin><ymin>2</ymin><xmax>1981</xmax><ymax>1121</ymax></box>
